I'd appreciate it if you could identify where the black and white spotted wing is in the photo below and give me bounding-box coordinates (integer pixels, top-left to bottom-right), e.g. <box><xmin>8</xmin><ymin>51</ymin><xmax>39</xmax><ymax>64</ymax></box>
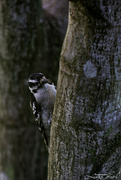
<box><xmin>30</xmin><ymin>93</ymin><xmax>49</xmax><ymax>149</ymax></box>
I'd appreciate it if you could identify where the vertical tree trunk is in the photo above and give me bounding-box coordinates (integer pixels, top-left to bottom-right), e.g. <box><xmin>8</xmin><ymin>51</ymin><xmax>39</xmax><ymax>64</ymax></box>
<box><xmin>48</xmin><ymin>1</ymin><xmax>121</xmax><ymax>180</ymax></box>
<box><xmin>0</xmin><ymin>0</ymin><xmax>68</xmax><ymax>179</ymax></box>
<box><xmin>0</xmin><ymin>0</ymin><xmax>48</xmax><ymax>179</ymax></box>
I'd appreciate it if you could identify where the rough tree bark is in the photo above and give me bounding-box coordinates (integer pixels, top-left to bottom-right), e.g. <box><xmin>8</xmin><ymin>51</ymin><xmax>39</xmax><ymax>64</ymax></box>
<box><xmin>48</xmin><ymin>1</ymin><xmax>121</xmax><ymax>180</ymax></box>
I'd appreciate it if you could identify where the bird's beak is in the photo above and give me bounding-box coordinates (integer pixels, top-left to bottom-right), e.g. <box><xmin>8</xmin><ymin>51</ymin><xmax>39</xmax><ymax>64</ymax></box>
<box><xmin>41</xmin><ymin>76</ymin><xmax>48</xmax><ymax>83</ymax></box>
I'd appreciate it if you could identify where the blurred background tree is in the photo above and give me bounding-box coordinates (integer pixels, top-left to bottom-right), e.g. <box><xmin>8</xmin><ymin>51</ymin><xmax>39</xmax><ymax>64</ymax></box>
<box><xmin>0</xmin><ymin>0</ymin><xmax>68</xmax><ymax>179</ymax></box>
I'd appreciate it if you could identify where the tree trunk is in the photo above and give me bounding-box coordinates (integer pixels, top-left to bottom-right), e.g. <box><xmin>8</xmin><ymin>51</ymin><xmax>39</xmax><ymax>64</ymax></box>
<box><xmin>48</xmin><ymin>1</ymin><xmax>121</xmax><ymax>180</ymax></box>
<box><xmin>0</xmin><ymin>0</ymin><xmax>68</xmax><ymax>179</ymax></box>
<box><xmin>0</xmin><ymin>0</ymin><xmax>48</xmax><ymax>179</ymax></box>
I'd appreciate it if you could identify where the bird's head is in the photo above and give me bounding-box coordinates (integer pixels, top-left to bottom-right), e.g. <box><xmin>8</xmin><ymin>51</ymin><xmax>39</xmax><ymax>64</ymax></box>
<box><xmin>28</xmin><ymin>73</ymin><xmax>48</xmax><ymax>93</ymax></box>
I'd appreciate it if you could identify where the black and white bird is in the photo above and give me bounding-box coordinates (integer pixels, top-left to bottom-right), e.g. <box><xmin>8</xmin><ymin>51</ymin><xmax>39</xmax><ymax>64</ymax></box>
<box><xmin>28</xmin><ymin>73</ymin><xmax>56</xmax><ymax>151</ymax></box>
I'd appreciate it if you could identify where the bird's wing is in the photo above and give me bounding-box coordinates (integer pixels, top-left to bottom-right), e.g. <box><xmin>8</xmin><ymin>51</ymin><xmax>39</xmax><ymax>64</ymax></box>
<box><xmin>30</xmin><ymin>93</ymin><xmax>49</xmax><ymax>150</ymax></box>
<box><xmin>30</xmin><ymin>93</ymin><xmax>41</xmax><ymax>123</ymax></box>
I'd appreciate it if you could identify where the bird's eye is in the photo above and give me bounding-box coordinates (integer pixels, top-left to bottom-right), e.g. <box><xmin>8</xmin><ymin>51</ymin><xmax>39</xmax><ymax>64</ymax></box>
<box><xmin>29</xmin><ymin>82</ymin><xmax>38</xmax><ymax>87</ymax></box>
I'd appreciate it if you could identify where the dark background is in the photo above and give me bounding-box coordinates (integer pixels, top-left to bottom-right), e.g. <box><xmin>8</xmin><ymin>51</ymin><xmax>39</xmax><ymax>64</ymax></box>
<box><xmin>0</xmin><ymin>0</ymin><xmax>68</xmax><ymax>179</ymax></box>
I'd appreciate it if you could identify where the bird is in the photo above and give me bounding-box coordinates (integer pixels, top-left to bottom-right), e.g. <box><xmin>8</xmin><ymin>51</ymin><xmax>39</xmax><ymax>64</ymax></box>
<box><xmin>27</xmin><ymin>73</ymin><xmax>56</xmax><ymax>151</ymax></box>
